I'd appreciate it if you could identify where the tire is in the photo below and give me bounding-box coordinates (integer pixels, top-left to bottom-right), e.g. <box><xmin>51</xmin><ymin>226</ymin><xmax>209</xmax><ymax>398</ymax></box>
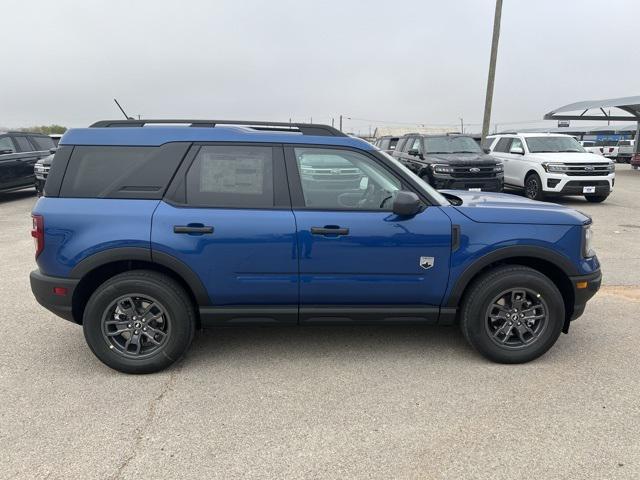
<box><xmin>585</xmin><ymin>194</ymin><xmax>609</xmax><ymax>203</ymax></box>
<box><xmin>83</xmin><ymin>270</ymin><xmax>196</xmax><ymax>374</ymax></box>
<box><xmin>460</xmin><ymin>265</ymin><xmax>565</xmax><ymax>364</ymax></box>
<box><xmin>524</xmin><ymin>173</ymin><xmax>545</xmax><ymax>201</ymax></box>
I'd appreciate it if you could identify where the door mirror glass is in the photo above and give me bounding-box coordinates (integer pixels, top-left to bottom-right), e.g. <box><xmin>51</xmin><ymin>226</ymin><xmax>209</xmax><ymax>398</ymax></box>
<box><xmin>392</xmin><ymin>190</ymin><xmax>422</xmax><ymax>217</ymax></box>
<box><xmin>510</xmin><ymin>146</ymin><xmax>524</xmax><ymax>155</ymax></box>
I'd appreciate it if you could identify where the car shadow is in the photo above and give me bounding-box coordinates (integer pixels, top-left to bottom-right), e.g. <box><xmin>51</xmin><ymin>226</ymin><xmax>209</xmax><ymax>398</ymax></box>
<box><xmin>183</xmin><ymin>324</ymin><xmax>475</xmax><ymax>367</ymax></box>
<box><xmin>0</xmin><ymin>188</ymin><xmax>36</xmax><ymax>204</ymax></box>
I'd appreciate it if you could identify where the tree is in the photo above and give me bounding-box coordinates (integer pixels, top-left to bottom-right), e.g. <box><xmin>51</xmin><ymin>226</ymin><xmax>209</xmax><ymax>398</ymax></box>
<box><xmin>20</xmin><ymin>125</ymin><xmax>67</xmax><ymax>135</ymax></box>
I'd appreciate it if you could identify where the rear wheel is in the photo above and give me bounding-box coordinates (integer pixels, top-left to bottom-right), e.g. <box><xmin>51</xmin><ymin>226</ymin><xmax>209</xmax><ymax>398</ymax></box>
<box><xmin>83</xmin><ymin>270</ymin><xmax>196</xmax><ymax>374</ymax></box>
<box><xmin>524</xmin><ymin>173</ymin><xmax>545</xmax><ymax>201</ymax></box>
<box><xmin>460</xmin><ymin>266</ymin><xmax>565</xmax><ymax>363</ymax></box>
<box><xmin>585</xmin><ymin>194</ymin><xmax>609</xmax><ymax>203</ymax></box>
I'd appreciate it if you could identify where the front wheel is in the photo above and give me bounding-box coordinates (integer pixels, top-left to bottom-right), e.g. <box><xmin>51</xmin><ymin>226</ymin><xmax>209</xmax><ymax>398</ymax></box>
<box><xmin>585</xmin><ymin>194</ymin><xmax>609</xmax><ymax>203</ymax></box>
<box><xmin>460</xmin><ymin>265</ymin><xmax>565</xmax><ymax>363</ymax></box>
<box><xmin>524</xmin><ymin>173</ymin><xmax>545</xmax><ymax>201</ymax></box>
<box><xmin>83</xmin><ymin>270</ymin><xmax>196</xmax><ymax>374</ymax></box>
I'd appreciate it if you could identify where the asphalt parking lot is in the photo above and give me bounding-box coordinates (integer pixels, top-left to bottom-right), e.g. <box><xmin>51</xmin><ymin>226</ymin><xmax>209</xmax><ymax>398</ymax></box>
<box><xmin>1</xmin><ymin>165</ymin><xmax>639</xmax><ymax>480</ymax></box>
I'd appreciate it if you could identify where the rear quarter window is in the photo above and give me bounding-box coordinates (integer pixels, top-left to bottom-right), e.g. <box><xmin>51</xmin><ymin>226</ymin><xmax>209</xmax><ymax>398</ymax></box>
<box><xmin>59</xmin><ymin>143</ymin><xmax>190</xmax><ymax>199</ymax></box>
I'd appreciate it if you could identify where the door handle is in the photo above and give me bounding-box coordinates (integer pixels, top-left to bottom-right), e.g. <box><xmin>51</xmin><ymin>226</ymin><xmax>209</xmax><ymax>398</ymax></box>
<box><xmin>173</xmin><ymin>225</ymin><xmax>214</xmax><ymax>234</ymax></box>
<box><xmin>310</xmin><ymin>226</ymin><xmax>349</xmax><ymax>236</ymax></box>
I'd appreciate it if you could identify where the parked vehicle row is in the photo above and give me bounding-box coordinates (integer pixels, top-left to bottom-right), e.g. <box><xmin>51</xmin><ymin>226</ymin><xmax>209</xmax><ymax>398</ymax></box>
<box><xmin>30</xmin><ymin>119</ymin><xmax>601</xmax><ymax>373</ymax></box>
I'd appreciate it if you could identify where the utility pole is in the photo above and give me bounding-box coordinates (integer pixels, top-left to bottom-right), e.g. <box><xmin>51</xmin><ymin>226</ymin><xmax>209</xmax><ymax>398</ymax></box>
<box><xmin>459</xmin><ymin>117</ymin><xmax>464</xmax><ymax>134</ymax></box>
<box><xmin>481</xmin><ymin>0</ymin><xmax>503</xmax><ymax>143</ymax></box>
<box><xmin>339</xmin><ymin>115</ymin><xmax>343</xmax><ymax>132</ymax></box>
<box><xmin>331</xmin><ymin>117</ymin><xmax>335</xmax><ymax>128</ymax></box>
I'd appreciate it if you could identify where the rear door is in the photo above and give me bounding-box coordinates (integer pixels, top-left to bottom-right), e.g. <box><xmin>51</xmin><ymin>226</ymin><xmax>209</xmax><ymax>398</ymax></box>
<box><xmin>491</xmin><ymin>137</ymin><xmax>518</xmax><ymax>185</ymax></box>
<box><xmin>0</xmin><ymin>136</ymin><xmax>22</xmax><ymax>189</ymax></box>
<box><xmin>12</xmin><ymin>135</ymin><xmax>40</xmax><ymax>185</ymax></box>
<box><xmin>286</xmin><ymin>145</ymin><xmax>452</xmax><ymax>324</ymax></box>
<box><xmin>152</xmin><ymin>143</ymin><xmax>298</xmax><ymax>324</ymax></box>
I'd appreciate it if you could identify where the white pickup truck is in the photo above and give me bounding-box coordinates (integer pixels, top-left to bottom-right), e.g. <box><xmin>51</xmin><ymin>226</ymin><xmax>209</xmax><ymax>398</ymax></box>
<box><xmin>486</xmin><ymin>133</ymin><xmax>615</xmax><ymax>203</ymax></box>
<box><xmin>616</xmin><ymin>139</ymin><xmax>635</xmax><ymax>163</ymax></box>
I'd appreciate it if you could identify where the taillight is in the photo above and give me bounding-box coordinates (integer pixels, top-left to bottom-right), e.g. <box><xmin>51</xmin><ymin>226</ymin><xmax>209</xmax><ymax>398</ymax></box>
<box><xmin>31</xmin><ymin>214</ymin><xmax>44</xmax><ymax>258</ymax></box>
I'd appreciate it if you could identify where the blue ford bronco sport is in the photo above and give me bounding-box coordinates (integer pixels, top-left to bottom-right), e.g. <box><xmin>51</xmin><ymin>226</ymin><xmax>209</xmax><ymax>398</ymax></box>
<box><xmin>30</xmin><ymin>120</ymin><xmax>601</xmax><ymax>373</ymax></box>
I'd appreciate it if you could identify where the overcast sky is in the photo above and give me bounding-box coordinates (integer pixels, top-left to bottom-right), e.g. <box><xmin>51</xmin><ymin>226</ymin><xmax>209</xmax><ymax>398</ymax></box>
<box><xmin>2</xmin><ymin>0</ymin><xmax>638</xmax><ymax>133</ymax></box>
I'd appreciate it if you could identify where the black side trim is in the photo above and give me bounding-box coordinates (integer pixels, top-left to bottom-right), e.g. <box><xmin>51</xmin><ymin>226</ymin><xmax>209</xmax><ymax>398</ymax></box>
<box><xmin>446</xmin><ymin>246</ymin><xmax>580</xmax><ymax>308</ymax></box>
<box><xmin>151</xmin><ymin>251</ymin><xmax>210</xmax><ymax>305</ymax></box>
<box><xmin>199</xmin><ymin>306</ymin><xmax>298</xmax><ymax>326</ymax></box>
<box><xmin>69</xmin><ymin>247</ymin><xmax>152</xmax><ymax>278</ymax></box>
<box><xmin>69</xmin><ymin>247</ymin><xmax>210</xmax><ymax>306</ymax></box>
<box><xmin>451</xmin><ymin>225</ymin><xmax>461</xmax><ymax>252</ymax></box>
<box><xmin>567</xmin><ymin>269</ymin><xmax>602</xmax><ymax>325</ymax></box>
<box><xmin>300</xmin><ymin>306</ymin><xmax>439</xmax><ymax>325</ymax></box>
<box><xmin>30</xmin><ymin>270</ymin><xmax>79</xmax><ymax>323</ymax></box>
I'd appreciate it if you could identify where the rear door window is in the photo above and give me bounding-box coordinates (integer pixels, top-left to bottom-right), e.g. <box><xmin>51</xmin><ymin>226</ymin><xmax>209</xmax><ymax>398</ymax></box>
<box><xmin>185</xmin><ymin>145</ymin><xmax>274</xmax><ymax>208</ymax></box>
<box><xmin>493</xmin><ymin>137</ymin><xmax>513</xmax><ymax>153</ymax></box>
<box><xmin>13</xmin><ymin>136</ymin><xmax>35</xmax><ymax>152</ymax></box>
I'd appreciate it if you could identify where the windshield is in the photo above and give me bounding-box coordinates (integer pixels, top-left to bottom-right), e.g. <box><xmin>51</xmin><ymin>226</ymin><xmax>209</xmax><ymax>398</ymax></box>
<box><xmin>525</xmin><ymin>136</ymin><xmax>585</xmax><ymax>153</ymax></box>
<box><xmin>423</xmin><ymin>136</ymin><xmax>483</xmax><ymax>154</ymax></box>
<box><xmin>378</xmin><ymin>151</ymin><xmax>449</xmax><ymax>206</ymax></box>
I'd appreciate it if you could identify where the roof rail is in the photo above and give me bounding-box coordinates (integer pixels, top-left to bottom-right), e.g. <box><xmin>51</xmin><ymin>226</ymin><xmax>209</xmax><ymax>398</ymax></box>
<box><xmin>89</xmin><ymin>119</ymin><xmax>346</xmax><ymax>137</ymax></box>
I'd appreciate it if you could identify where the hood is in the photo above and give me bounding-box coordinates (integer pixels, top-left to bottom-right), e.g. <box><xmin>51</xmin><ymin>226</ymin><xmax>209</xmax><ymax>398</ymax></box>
<box><xmin>425</xmin><ymin>152</ymin><xmax>498</xmax><ymax>165</ymax></box>
<box><xmin>528</xmin><ymin>152</ymin><xmax>611</xmax><ymax>164</ymax></box>
<box><xmin>442</xmin><ymin>190</ymin><xmax>590</xmax><ymax>225</ymax></box>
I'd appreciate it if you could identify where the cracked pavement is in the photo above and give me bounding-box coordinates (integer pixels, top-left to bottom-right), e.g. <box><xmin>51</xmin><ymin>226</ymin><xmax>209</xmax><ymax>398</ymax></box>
<box><xmin>0</xmin><ymin>165</ymin><xmax>638</xmax><ymax>479</ymax></box>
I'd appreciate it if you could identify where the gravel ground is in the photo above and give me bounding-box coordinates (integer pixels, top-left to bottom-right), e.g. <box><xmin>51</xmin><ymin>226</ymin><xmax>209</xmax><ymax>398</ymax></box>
<box><xmin>0</xmin><ymin>165</ymin><xmax>638</xmax><ymax>480</ymax></box>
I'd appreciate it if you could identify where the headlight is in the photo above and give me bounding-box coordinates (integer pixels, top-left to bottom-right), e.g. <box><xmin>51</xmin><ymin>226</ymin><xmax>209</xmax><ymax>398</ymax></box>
<box><xmin>493</xmin><ymin>163</ymin><xmax>504</xmax><ymax>173</ymax></box>
<box><xmin>607</xmin><ymin>162</ymin><xmax>616</xmax><ymax>172</ymax></box>
<box><xmin>431</xmin><ymin>164</ymin><xmax>454</xmax><ymax>174</ymax></box>
<box><xmin>582</xmin><ymin>224</ymin><xmax>595</xmax><ymax>258</ymax></box>
<box><xmin>542</xmin><ymin>162</ymin><xmax>566</xmax><ymax>173</ymax></box>
<box><xmin>34</xmin><ymin>164</ymin><xmax>44</xmax><ymax>173</ymax></box>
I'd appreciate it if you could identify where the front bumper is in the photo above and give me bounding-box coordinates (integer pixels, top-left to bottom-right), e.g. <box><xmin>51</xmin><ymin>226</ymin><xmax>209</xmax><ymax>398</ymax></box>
<box><xmin>30</xmin><ymin>270</ymin><xmax>79</xmax><ymax>323</ymax></box>
<box><xmin>432</xmin><ymin>175</ymin><xmax>503</xmax><ymax>192</ymax></box>
<box><xmin>567</xmin><ymin>269</ymin><xmax>602</xmax><ymax>326</ymax></box>
<box><xmin>543</xmin><ymin>173</ymin><xmax>614</xmax><ymax>195</ymax></box>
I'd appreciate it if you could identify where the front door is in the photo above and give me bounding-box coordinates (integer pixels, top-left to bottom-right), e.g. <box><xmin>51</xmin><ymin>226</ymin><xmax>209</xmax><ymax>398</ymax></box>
<box><xmin>152</xmin><ymin>144</ymin><xmax>298</xmax><ymax>324</ymax></box>
<box><xmin>286</xmin><ymin>146</ymin><xmax>452</xmax><ymax>324</ymax></box>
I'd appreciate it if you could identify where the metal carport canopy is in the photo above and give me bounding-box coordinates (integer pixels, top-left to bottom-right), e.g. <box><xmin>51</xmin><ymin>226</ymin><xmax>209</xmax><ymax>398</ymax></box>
<box><xmin>544</xmin><ymin>95</ymin><xmax>640</xmax><ymax>121</ymax></box>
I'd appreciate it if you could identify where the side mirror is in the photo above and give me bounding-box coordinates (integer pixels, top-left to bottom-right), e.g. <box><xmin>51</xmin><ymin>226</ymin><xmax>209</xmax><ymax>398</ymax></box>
<box><xmin>392</xmin><ymin>190</ymin><xmax>423</xmax><ymax>217</ymax></box>
<box><xmin>510</xmin><ymin>147</ymin><xmax>524</xmax><ymax>155</ymax></box>
<box><xmin>49</xmin><ymin>148</ymin><xmax>57</xmax><ymax>154</ymax></box>
<box><xmin>408</xmin><ymin>149</ymin><xmax>420</xmax><ymax>157</ymax></box>
<box><xmin>483</xmin><ymin>147</ymin><xmax>491</xmax><ymax>154</ymax></box>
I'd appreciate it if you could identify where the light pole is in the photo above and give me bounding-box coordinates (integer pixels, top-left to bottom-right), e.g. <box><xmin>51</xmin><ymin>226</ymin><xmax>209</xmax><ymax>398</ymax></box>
<box><xmin>481</xmin><ymin>0</ymin><xmax>503</xmax><ymax>143</ymax></box>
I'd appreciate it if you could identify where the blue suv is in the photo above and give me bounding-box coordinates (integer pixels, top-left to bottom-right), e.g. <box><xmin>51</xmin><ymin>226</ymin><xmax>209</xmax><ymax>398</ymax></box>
<box><xmin>30</xmin><ymin>120</ymin><xmax>602</xmax><ymax>373</ymax></box>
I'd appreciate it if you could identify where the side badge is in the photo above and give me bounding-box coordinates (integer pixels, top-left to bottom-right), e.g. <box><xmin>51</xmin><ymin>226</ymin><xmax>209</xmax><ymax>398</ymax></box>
<box><xmin>419</xmin><ymin>256</ymin><xmax>435</xmax><ymax>270</ymax></box>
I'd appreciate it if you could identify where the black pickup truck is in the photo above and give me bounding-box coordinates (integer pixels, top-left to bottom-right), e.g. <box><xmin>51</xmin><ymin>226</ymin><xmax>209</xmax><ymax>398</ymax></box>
<box><xmin>392</xmin><ymin>134</ymin><xmax>504</xmax><ymax>192</ymax></box>
<box><xmin>0</xmin><ymin>132</ymin><xmax>55</xmax><ymax>193</ymax></box>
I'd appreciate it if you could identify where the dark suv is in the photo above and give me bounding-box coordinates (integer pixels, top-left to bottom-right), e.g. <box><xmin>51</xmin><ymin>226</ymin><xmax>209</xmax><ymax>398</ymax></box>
<box><xmin>0</xmin><ymin>132</ymin><xmax>55</xmax><ymax>193</ymax></box>
<box><xmin>374</xmin><ymin>136</ymin><xmax>400</xmax><ymax>154</ymax></box>
<box><xmin>392</xmin><ymin>134</ymin><xmax>503</xmax><ymax>192</ymax></box>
